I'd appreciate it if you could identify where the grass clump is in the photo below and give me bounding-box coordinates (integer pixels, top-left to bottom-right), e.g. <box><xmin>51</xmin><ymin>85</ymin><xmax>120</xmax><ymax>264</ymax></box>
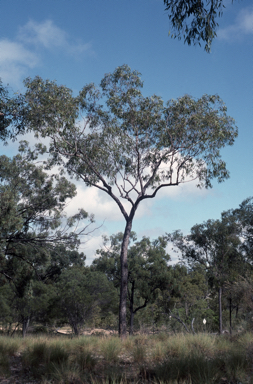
<box><xmin>155</xmin><ymin>353</ymin><xmax>219</xmax><ymax>384</ymax></box>
<box><xmin>49</xmin><ymin>361</ymin><xmax>84</xmax><ymax>384</ymax></box>
<box><xmin>150</xmin><ymin>341</ymin><xmax>167</xmax><ymax>363</ymax></box>
<box><xmin>0</xmin><ymin>354</ymin><xmax>11</xmax><ymax>376</ymax></box>
<box><xmin>185</xmin><ymin>333</ymin><xmax>216</xmax><ymax>357</ymax></box>
<box><xmin>132</xmin><ymin>343</ymin><xmax>146</xmax><ymax>364</ymax></box>
<box><xmin>0</xmin><ymin>336</ymin><xmax>20</xmax><ymax>356</ymax></box>
<box><xmin>21</xmin><ymin>339</ymin><xmax>69</xmax><ymax>379</ymax></box>
<box><xmin>100</xmin><ymin>337</ymin><xmax>122</xmax><ymax>363</ymax></box>
<box><xmin>0</xmin><ymin>336</ymin><xmax>21</xmax><ymax>376</ymax></box>
<box><xmin>77</xmin><ymin>350</ymin><xmax>96</xmax><ymax>372</ymax></box>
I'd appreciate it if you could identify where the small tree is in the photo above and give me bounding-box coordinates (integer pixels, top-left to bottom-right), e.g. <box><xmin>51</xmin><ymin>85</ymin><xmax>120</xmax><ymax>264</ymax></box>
<box><xmin>55</xmin><ymin>267</ymin><xmax>117</xmax><ymax>335</ymax></box>
<box><xmin>23</xmin><ymin>65</ymin><xmax>237</xmax><ymax>337</ymax></box>
<box><xmin>167</xmin><ymin>213</ymin><xmax>243</xmax><ymax>334</ymax></box>
<box><xmin>232</xmin><ymin>197</ymin><xmax>253</xmax><ymax>262</ymax></box>
<box><xmin>0</xmin><ymin>152</ymin><xmax>94</xmax><ymax>336</ymax></box>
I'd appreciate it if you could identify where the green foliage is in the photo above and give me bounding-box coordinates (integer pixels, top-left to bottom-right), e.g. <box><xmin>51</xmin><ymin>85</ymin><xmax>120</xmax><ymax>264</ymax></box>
<box><xmin>168</xmin><ymin>213</ymin><xmax>245</xmax><ymax>294</ymax></box>
<box><xmin>54</xmin><ymin>267</ymin><xmax>117</xmax><ymax>335</ymax></box>
<box><xmin>0</xmin><ymin>80</ymin><xmax>27</xmax><ymax>143</ymax></box>
<box><xmin>42</xmin><ymin>245</ymin><xmax>86</xmax><ymax>282</ymax></box>
<box><xmin>0</xmin><ymin>150</ymin><xmax>95</xmax><ymax>335</ymax></box>
<box><xmin>23</xmin><ymin>65</ymin><xmax>237</xmax><ymax>202</ymax></box>
<box><xmin>0</xmin><ymin>151</ymin><xmax>90</xmax><ymax>261</ymax></box>
<box><xmin>231</xmin><ymin>197</ymin><xmax>253</xmax><ymax>263</ymax></box>
<box><xmin>167</xmin><ymin>206</ymin><xmax>251</xmax><ymax>333</ymax></box>
<box><xmin>93</xmin><ymin>233</ymin><xmax>172</xmax><ymax>333</ymax></box>
<box><xmin>0</xmin><ymin>283</ymin><xmax>15</xmax><ymax>328</ymax></box>
<box><xmin>164</xmin><ymin>0</ymin><xmax>233</xmax><ymax>52</ymax></box>
<box><xmin>155</xmin><ymin>264</ymin><xmax>214</xmax><ymax>333</ymax></box>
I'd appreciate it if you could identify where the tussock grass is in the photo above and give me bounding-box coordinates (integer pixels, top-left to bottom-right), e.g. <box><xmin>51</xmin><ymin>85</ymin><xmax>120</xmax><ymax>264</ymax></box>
<box><xmin>0</xmin><ymin>336</ymin><xmax>21</xmax><ymax>376</ymax></box>
<box><xmin>132</xmin><ymin>342</ymin><xmax>146</xmax><ymax>364</ymax></box>
<box><xmin>100</xmin><ymin>337</ymin><xmax>122</xmax><ymax>363</ymax></box>
<box><xmin>1</xmin><ymin>331</ymin><xmax>253</xmax><ymax>383</ymax></box>
<box><xmin>150</xmin><ymin>340</ymin><xmax>167</xmax><ymax>362</ymax></box>
<box><xmin>0</xmin><ymin>335</ymin><xmax>20</xmax><ymax>356</ymax></box>
<box><xmin>185</xmin><ymin>332</ymin><xmax>216</xmax><ymax>357</ymax></box>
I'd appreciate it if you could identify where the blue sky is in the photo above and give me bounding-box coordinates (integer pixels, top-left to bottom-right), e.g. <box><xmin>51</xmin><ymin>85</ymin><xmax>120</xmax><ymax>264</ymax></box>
<box><xmin>0</xmin><ymin>0</ymin><xmax>252</xmax><ymax>263</ymax></box>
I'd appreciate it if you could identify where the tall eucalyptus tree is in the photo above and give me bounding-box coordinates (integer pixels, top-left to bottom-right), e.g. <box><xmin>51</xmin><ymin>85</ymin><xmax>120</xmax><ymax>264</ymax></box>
<box><xmin>23</xmin><ymin>65</ymin><xmax>237</xmax><ymax>337</ymax></box>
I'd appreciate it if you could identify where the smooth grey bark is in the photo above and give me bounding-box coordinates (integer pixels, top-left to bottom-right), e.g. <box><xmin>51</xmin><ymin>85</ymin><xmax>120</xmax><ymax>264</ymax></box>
<box><xmin>169</xmin><ymin>310</ymin><xmax>190</xmax><ymax>333</ymax></box>
<box><xmin>119</xmin><ymin>219</ymin><xmax>133</xmax><ymax>338</ymax></box>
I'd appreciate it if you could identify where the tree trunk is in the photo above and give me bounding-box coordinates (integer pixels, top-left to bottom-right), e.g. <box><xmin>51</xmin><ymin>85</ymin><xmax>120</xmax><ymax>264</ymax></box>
<box><xmin>22</xmin><ymin>317</ymin><xmax>30</xmax><ymax>338</ymax></box>
<box><xmin>219</xmin><ymin>286</ymin><xmax>222</xmax><ymax>334</ymax></box>
<box><xmin>229</xmin><ymin>296</ymin><xmax>232</xmax><ymax>335</ymax></box>
<box><xmin>72</xmin><ymin>323</ymin><xmax>79</xmax><ymax>336</ymax></box>
<box><xmin>129</xmin><ymin>281</ymin><xmax>135</xmax><ymax>336</ymax></box>
<box><xmin>130</xmin><ymin>311</ymin><xmax>134</xmax><ymax>336</ymax></box>
<box><xmin>119</xmin><ymin>219</ymin><xmax>133</xmax><ymax>338</ymax></box>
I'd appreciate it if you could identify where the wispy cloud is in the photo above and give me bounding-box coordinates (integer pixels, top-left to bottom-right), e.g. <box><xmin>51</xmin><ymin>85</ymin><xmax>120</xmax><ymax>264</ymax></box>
<box><xmin>0</xmin><ymin>39</ymin><xmax>38</xmax><ymax>84</ymax></box>
<box><xmin>19</xmin><ymin>20</ymin><xmax>68</xmax><ymax>49</ymax></box>
<box><xmin>0</xmin><ymin>19</ymin><xmax>93</xmax><ymax>86</ymax></box>
<box><xmin>218</xmin><ymin>6</ymin><xmax>253</xmax><ymax>41</ymax></box>
<box><xmin>18</xmin><ymin>20</ymin><xmax>92</xmax><ymax>55</ymax></box>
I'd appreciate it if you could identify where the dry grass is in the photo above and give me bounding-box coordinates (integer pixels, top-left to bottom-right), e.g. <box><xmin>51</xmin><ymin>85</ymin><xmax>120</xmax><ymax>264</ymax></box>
<box><xmin>0</xmin><ymin>332</ymin><xmax>253</xmax><ymax>383</ymax></box>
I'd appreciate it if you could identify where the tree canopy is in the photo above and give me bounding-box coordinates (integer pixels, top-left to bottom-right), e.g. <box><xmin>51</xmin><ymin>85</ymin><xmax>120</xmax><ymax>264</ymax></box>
<box><xmin>167</xmin><ymin>211</ymin><xmax>245</xmax><ymax>333</ymax></box>
<box><xmin>0</xmin><ymin>81</ymin><xmax>26</xmax><ymax>143</ymax></box>
<box><xmin>0</xmin><ymin>150</ymin><xmax>94</xmax><ymax>282</ymax></box>
<box><xmin>21</xmin><ymin>64</ymin><xmax>238</xmax><ymax>337</ymax></box>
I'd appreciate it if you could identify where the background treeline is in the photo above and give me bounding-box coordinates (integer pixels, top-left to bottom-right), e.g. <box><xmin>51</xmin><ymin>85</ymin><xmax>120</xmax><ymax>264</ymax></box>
<box><xmin>0</xmin><ymin>151</ymin><xmax>252</xmax><ymax>336</ymax></box>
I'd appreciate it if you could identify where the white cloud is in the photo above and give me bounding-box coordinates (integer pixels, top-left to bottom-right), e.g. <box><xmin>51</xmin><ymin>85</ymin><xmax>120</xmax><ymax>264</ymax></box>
<box><xmin>66</xmin><ymin>185</ymin><xmax>124</xmax><ymax>222</ymax></box>
<box><xmin>218</xmin><ymin>6</ymin><xmax>253</xmax><ymax>41</ymax></box>
<box><xmin>80</xmin><ymin>232</ymin><xmax>106</xmax><ymax>265</ymax></box>
<box><xmin>19</xmin><ymin>20</ymin><xmax>68</xmax><ymax>49</ymax></box>
<box><xmin>0</xmin><ymin>39</ymin><xmax>38</xmax><ymax>84</ymax></box>
<box><xmin>0</xmin><ymin>39</ymin><xmax>37</xmax><ymax>65</ymax></box>
<box><xmin>0</xmin><ymin>19</ymin><xmax>93</xmax><ymax>86</ymax></box>
<box><xmin>18</xmin><ymin>20</ymin><xmax>93</xmax><ymax>55</ymax></box>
